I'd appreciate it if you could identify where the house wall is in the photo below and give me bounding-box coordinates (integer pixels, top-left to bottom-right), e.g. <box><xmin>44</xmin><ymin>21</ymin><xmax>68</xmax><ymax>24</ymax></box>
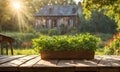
<box><xmin>35</xmin><ymin>16</ymin><xmax>77</xmax><ymax>30</ymax></box>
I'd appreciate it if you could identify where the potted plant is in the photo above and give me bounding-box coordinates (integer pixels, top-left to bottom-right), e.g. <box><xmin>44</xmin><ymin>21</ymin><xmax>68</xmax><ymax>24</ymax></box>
<box><xmin>33</xmin><ymin>33</ymin><xmax>101</xmax><ymax>59</ymax></box>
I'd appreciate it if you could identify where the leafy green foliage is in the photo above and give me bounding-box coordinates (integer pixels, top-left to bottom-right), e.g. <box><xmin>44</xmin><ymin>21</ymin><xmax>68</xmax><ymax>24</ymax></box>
<box><xmin>32</xmin><ymin>33</ymin><xmax>101</xmax><ymax>53</ymax></box>
<box><xmin>0</xmin><ymin>0</ymin><xmax>76</xmax><ymax>32</ymax></box>
<box><xmin>79</xmin><ymin>10</ymin><xmax>117</xmax><ymax>34</ymax></box>
<box><xmin>2</xmin><ymin>32</ymin><xmax>40</xmax><ymax>48</ymax></box>
<box><xmin>105</xmin><ymin>32</ymin><xmax>120</xmax><ymax>55</ymax></box>
<box><xmin>82</xmin><ymin>0</ymin><xmax>120</xmax><ymax>29</ymax></box>
<box><xmin>48</xmin><ymin>28</ymin><xmax>60</xmax><ymax>36</ymax></box>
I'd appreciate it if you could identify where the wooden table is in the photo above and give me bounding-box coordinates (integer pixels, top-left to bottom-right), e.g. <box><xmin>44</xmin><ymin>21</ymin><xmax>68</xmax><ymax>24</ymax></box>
<box><xmin>0</xmin><ymin>55</ymin><xmax>120</xmax><ymax>72</ymax></box>
<box><xmin>0</xmin><ymin>33</ymin><xmax>15</xmax><ymax>55</ymax></box>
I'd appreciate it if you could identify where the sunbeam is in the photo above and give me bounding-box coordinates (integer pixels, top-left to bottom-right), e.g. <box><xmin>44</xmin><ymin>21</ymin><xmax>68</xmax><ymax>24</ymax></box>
<box><xmin>9</xmin><ymin>0</ymin><xmax>32</xmax><ymax>32</ymax></box>
<box><xmin>13</xmin><ymin>1</ymin><xmax>21</xmax><ymax>10</ymax></box>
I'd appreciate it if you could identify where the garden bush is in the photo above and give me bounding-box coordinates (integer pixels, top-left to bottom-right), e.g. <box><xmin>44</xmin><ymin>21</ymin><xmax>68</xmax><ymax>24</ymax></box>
<box><xmin>2</xmin><ymin>32</ymin><xmax>40</xmax><ymax>48</ymax></box>
<box><xmin>105</xmin><ymin>32</ymin><xmax>120</xmax><ymax>55</ymax></box>
<box><xmin>32</xmin><ymin>33</ymin><xmax>101</xmax><ymax>53</ymax></box>
<box><xmin>48</xmin><ymin>28</ymin><xmax>60</xmax><ymax>35</ymax></box>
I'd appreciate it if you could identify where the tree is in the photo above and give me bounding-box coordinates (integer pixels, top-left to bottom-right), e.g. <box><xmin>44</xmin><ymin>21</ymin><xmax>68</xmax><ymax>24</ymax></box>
<box><xmin>0</xmin><ymin>0</ymin><xmax>14</xmax><ymax>31</ymax></box>
<box><xmin>79</xmin><ymin>10</ymin><xmax>117</xmax><ymax>34</ymax></box>
<box><xmin>0</xmin><ymin>0</ymin><xmax>76</xmax><ymax>32</ymax></box>
<box><xmin>82</xmin><ymin>0</ymin><xmax>120</xmax><ymax>30</ymax></box>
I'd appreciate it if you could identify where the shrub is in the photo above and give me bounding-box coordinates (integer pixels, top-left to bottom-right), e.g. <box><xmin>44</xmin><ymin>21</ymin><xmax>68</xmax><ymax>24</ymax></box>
<box><xmin>96</xmin><ymin>33</ymin><xmax>113</xmax><ymax>48</ymax></box>
<box><xmin>104</xmin><ymin>32</ymin><xmax>120</xmax><ymax>55</ymax></box>
<box><xmin>48</xmin><ymin>28</ymin><xmax>60</xmax><ymax>35</ymax></box>
<box><xmin>39</xmin><ymin>28</ymin><xmax>49</xmax><ymax>34</ymax></box>
<box><xmin>32</xmin><ymin>33</ymin><xmax>101</xmax><ymax>53</ymax></box>
<box><xmin>2</xmin><ymin>32</ymin><xmax>40</xmax><ymax>48</ymax></box>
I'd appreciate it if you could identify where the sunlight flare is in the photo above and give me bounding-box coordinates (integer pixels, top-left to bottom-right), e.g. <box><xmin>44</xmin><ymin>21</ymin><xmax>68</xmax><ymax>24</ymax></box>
<box><xmin>9</xmin><ymin>0</ymin><xmax>31</xmax><ymax>32</ymax></box>
<box><xmin>13</xmin><ymin>1</ymin><xmax>21</xmax><ymax>10</ymax></box>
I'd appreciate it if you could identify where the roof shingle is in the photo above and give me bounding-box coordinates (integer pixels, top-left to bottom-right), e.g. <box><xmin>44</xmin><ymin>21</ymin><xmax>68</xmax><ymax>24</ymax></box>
<box><xmin>34</xmin><ymin>5</ymin><xmax>78</xmax><ymax>16</ymax></box>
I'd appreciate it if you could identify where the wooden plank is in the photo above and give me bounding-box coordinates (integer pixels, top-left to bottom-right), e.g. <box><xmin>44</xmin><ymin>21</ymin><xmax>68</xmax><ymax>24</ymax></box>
<box><xmin>55</xmin><ymin>60</ymin><xmax>75</xmax><ymax>72</ymax></box>
<box><xmin>109</xmin><ymin>55</ymin><xmax>120</xmax><ymax>67</ymax></box>
<box><xmin>0</xmin><ymin>55</ymin><xmax>38</xmax><ymax>67</ymax></box>
<box><xmin>0</xmin><ymin>55</ymin><xmax>120</xmax><ymax>72</ymax></box>
<box><xmin>57</xmin><ymin>60</ymin><xmax>75</xmax><ymax>67</ymax></box>
<box><xmin>22</xmin><ymin>57</ymin><xmax>74</xmax><ymax>72</ymax></box>
<box><xmin>95</xmin><ymin>55</ymin><xmax>104</xmax><ymax>64</ymax></box>
<box><xmin>97</xmin><ymin>55</ymin><xmax>112</xmax><ymax>67</ymax></box>
<box><xmin>20</xmin><ymin>56</ymin><xmax>41</xmax><ymax>67</ymax></box>
<box><xmin>74</xmin><ymin>56</ymin><xmax>103</xmax><ymax>67</ymax></box>
<box><xmin>33</xmin><ymin>59</ymin><xmax>58</xmax><ymax>67</ymax></box>
<box><xmin>0</xmin><ymin>55</ymin><xmax>9</xmax><ymax>59</ymax></box>
<box><xmin>75</xmin><ymin>60</ymin><xmax>97</xmax><ymax>67</ymax></box>
<box><xmin>72</xmin><ymin>56</ymin><xmax>103</xmax><ymax>72</ymax></box>
<box><xmin>19</xmin><ymin>56</ymin><xmax>41</xmax><ymax>72</ymax></box>
<box><xmin>0</xmin><ymin>55</ymin><xmax>26</xmax><ymax>64</ymax></box>
<box><xmin>0</xmin><ymin>55</ymin><xmax>25</xmax><ymax>71</ymax></box>
<box><xmin>29</xmin><ymin>59</ymin><xmax>59</xmax><ymax>72</ymax></box>
<box><xmin>99</xmin><ymin>68</ymin><xmax>120</xmax><ymax>72</ymax></box>
<box><xmin>0</xmin><ymin>67</ymin><xmax>19</xmax><ymax>71</ymax></box>
<box><xmin>56</xmin><ymin>56</ymin><xmax>103</xmax><ymax>68</ymax></box>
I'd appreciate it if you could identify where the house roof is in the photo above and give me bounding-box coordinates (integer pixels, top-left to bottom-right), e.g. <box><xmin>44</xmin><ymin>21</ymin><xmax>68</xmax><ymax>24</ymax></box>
<box><xmin>34</xmin><ymin>5</ymin><xmax>78</xmax><ymax>17</ymax></box>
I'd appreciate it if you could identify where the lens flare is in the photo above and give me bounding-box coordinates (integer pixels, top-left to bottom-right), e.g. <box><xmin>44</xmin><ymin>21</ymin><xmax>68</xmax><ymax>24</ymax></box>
<box><xmin>13</xmin><ymin>1</ymin><xmax>21</xmax><ymax>10</ymax></box>
<box><xmin>10</xmin><ymin>0</ymin><xmax>31</xmax><ymax>32</ymax></box>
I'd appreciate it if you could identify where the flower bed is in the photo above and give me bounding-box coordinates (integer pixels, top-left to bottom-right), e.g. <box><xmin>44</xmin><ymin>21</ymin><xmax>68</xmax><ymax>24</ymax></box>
<box><xmin>105</xmin><ymin>32</ymin><xmax>120</xmax><ymax>55</ymax></box>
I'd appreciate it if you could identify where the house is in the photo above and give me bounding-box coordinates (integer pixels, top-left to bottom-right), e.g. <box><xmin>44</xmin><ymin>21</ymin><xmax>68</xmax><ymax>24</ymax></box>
<box><xmin>34</xmin><ymin>4</ymin><xmax>82</xmax><ymax>30</ymax></box>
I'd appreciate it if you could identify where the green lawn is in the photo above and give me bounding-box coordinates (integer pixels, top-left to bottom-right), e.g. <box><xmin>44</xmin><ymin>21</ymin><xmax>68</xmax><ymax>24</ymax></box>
<box><xmin>4</xmin><ymin>48</ymin><xmax>39</xmax><ymax>55</ymax></box>
<box><xmin>95</xmin><ymin>48</ymin><xmax>104</xmax><ymax>55</ymax></box>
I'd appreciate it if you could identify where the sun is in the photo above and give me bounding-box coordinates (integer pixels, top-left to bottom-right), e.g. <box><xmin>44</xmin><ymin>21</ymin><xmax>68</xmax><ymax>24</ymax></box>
<box><xmin>13</xmin><ymin>1</ymin><xmax>21</xmax><ymax>10</ymax></box>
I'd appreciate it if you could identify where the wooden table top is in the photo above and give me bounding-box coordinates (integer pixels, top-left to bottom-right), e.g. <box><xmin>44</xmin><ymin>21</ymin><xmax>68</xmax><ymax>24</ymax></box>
<box><xmin>0</xmin><ymin>55</ymin><xmax>120</xmax><ymax>67</ymax></box>
<box><xmin>0</xmin><ymin>55</ymin><xmax>120</xmax><ymax>72</ymax></box>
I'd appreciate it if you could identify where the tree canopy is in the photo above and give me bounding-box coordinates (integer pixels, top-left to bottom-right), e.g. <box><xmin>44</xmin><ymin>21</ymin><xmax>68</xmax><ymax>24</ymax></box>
<box><xmin>82</xmin><ymin>0</ymin><xmax>120</xmax><ymax>30</ymax></box>
<box><xmin>0</xmin><ymin>0</ymin><xmax>76</xmax><ymax>32</ymax></box>
<box><xmin>0</xmin><ymin>0</ymin><xmax>119</xmax><ymax>33</ymax></box>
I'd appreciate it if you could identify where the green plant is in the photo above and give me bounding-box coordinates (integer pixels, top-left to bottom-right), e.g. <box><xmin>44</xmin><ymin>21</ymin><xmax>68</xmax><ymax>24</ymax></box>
<box><xmin>48</xmin><ymin>28</ymin><xmax>60</xmax><ymax>35</ymax></box>
<box><xmin>104</xmin><ymin>32</ymin><xmax>120</xmax><ymax>55</ymax></box>
<box><xmin>2</xmin><ymin>32</ymin><xmax>40</xmax><ymax>48</ymax></box>
<box><xmin>33</xmin><ymin>33</ymin><xmax>101</xmax><ymax>53</ymax></box>
<box><xmin>39</xmin><ymin>28</ymin><xmax>49</xmax><ymax>34</ymax></box>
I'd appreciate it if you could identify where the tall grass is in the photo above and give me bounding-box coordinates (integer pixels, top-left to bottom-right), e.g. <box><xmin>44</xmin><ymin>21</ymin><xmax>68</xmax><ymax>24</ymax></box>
<box><xmin>5</xmin><ymin>49</ymin><xmax>39</xmax><ymax>55</ymax></box>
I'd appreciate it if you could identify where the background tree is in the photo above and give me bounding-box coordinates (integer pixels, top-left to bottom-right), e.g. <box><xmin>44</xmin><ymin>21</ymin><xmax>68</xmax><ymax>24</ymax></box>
<box><xmin>79</xmin><ymin>11</ymin><xmax>117</xmax><ymax>34</ymax></box>
<box><xmin>0</xmin><ymin>0</ymin><xmax>76</xmax><ymax>32</ymax></box>
<box><xmin>82</xmin><ymin>0</ymin><xmax>120</xmax><ymax>30</ymax></box>
<box><xmin>0</xmin><ymin>0</ymin><xmax>12</xmax><ymax>31</ymax></box>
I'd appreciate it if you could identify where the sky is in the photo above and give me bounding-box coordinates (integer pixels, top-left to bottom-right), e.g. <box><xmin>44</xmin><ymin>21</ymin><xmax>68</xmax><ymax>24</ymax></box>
<box><xmin>74</xmin><ymin>0</ymin><xmax>84</xmax><ymax>4</ymax></box>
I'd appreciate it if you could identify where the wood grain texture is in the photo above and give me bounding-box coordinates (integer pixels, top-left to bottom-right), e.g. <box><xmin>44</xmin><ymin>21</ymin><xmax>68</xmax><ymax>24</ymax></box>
<box><xmin>0</xmin><ymin>55</ymin><xmax>26</xmax><ymax>64</ymax></box>
<box><xmin>20</xmin><ymin>56</ymin><xmax>40</xmax><ymax>67</ymax></box>
<box><xmin>0</xmin><ymin>55</ymin><xmax>37</xmax><ymax>67</ymax></box>
<box><xmin>0</xmin><ymin>55</ymin><xmax>9</xmax><ymax>59</ymax></box>
<box><xmin>98</xmin><ymin>55</ymin><xmax>114</xmax><ymax>67</ymax></box>
<box><xmin>110</xmin><ymin>55</ymin><xmax>120</xmax><ymax>67</ymax></box>
<box><xmin>33</xmin><ymin>59</ymin><xmax>58</xmax><ymax>67</ymax></box>
<box><xmin>0</xmin><ymin>55</ymin><xmax>120</xmax><ymax>72</ymax></box>
<box><xmin>57</xmin><ymin>60</ymin><xmax>75</xmax><ymax>67</ymax></box>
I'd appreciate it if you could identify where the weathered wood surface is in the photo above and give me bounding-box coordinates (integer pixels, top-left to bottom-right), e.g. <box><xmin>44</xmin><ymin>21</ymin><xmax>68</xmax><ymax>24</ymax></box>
<box><xmin>0</xmin><ymin>33</ymin><xmax>15</xmax><ymax>55</ymax></box>
<box><xmin>0</xmin><ymin>55</ymin><xmax>120</xmax><ymax>72</ymax></box>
